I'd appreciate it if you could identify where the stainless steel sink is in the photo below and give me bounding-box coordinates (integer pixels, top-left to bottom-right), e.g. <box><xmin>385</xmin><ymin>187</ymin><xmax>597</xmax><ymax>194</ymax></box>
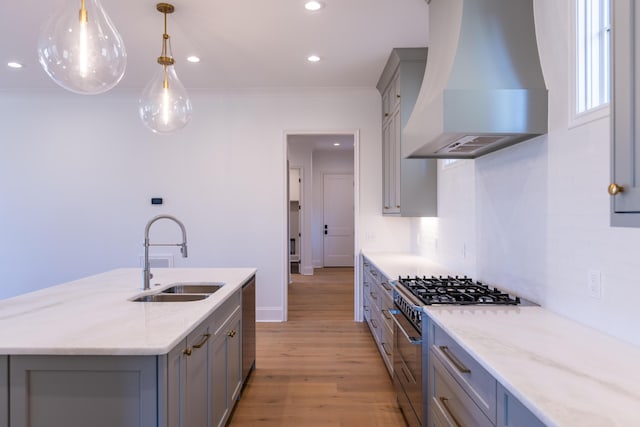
<box><xmin>133</xmin><ymin>293</ymin><xmax>209</xmax><ymax>302</ymax></box>
<box><xmin>162</xmin><ymin>282</ymin><xmax>224</xmax><ymax>294</ymax></box>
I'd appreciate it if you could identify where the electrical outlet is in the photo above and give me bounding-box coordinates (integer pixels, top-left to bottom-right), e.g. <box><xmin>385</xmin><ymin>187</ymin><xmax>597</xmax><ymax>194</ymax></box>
<box><xmin>587</xmin><ymin>270</ymin><xmax>602</xmax><ymax>298</ymax></box>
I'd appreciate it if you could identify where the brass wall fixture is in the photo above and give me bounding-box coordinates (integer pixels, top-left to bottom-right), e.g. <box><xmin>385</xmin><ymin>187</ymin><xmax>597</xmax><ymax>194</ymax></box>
<box><xmin>608</xmin><ymin>183</ymin><xmax>624</xmax><ymax>196</ymax></box>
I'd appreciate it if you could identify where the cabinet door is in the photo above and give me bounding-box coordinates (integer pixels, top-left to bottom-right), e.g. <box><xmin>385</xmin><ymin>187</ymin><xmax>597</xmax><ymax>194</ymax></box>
<box><xmin>382</xmin><ymin>118</ymin><xmax>395</xmax><ymax>214</ymax></box>
<box><xmin>497</xmin><ymin>384</ymin><xmax>545</xmax><ymax>427</ymax></box>
<box><xmin>184</xmin><ymin>321</ymin><xmax>211</xmax><ymax>427</ymax></box>
<box><xmin>163</xmin><ymin>340</ymin><xmax>187</xmax><ymax>427</ymax></box>
<box><xmin>210</xmin><ymin>310</ymin><xmax>242</xmax><ymax>427</ymax></box>
<box><xmin>210</xmin><ymin>332</ymin><xmax>228</xmax><ymax>427</ymax></box>
<box><xmin>391</xmin><ymin>108</ymin><xmax>402</xmax><ymax>213</ymax></box>
<box><xmin>227</xmin><ymin>312</ymin><xmax>243</xmax><ymax>403</ymax></box>
<box><xmin>9</xmin><ymin>356</ymin><xmax>157</xmax><ymax>427</ymax></box>
<box><xmin>611</xmin><ymin>0</ymin><xmax>640</xmax><ymax>226</ymax></box>
<box><xmin>0</xmin><ymin>356</ymin><xmax>6</xmax><ymax>427</ymax></box>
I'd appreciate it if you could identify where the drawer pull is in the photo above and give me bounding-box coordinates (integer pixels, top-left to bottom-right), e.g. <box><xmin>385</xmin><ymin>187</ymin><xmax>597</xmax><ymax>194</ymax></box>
<box><xmin>370</xmin><ymin>292</ymin><xmax>378</xmax><ymax>301</ymax></box>
<box><xmin>193</xmin><ymin>333</ymin><xmax>211</xmax><ymax>349</ymax></box>
<box><xmin>382</xmin><ymin>282</ymin><xmax>392</xmax><ymax>291</ymax></box>
<box><xmin>381</xmin><ymin>342</ymin><xmax>392</xmax><ymax>357</ymax></box>
<box><xmin>382</xmin><ymin>309</ymin><xmax>392</xmax><ymax>320</ymax></box>
<box><xmin>371</xmin><ymin>319</ymin><xmax>379</xmax><ymax>329</ymax></box>
<box><xmin>227</xmin><ymin>330</ymin><xmax>237</xmax><ymax>338</ymax></box>
<box><xmin>439</xmin><ymin>346</ymin><xmax>471</xmax><ymax>374</ymax></box>
<box><xmin>439</xmin><ymin>397</ymin><xmax>462</xmax><ymax>427</ymax></box>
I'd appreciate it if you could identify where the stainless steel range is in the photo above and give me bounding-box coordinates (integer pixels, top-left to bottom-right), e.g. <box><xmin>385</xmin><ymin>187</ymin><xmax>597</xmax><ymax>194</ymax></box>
<box><xmin>390</xmin><ymin>275</ymin><xmax>524</xmax><ymax>427</ymax></box>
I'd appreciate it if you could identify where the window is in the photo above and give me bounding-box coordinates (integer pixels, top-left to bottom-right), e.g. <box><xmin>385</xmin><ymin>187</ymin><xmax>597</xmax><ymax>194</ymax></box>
<box><xmin>575</xmin><ymin>0</ymin><xmax>611</xmax><ymax>115</ymax></box>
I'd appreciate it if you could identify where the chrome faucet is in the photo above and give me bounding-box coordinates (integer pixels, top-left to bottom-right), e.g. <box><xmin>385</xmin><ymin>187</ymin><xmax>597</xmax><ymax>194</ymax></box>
<box><xmin>143</xmin><ymin>214</ymin><xmax>188</xmax><ymax>290</ymax></box>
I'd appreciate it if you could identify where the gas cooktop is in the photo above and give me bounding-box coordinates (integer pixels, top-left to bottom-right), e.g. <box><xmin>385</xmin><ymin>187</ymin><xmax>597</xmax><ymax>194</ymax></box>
<box><xmin>397</xmin><ymin>275</ymin><xmax>523</xmax><ymax>306</ymax></box>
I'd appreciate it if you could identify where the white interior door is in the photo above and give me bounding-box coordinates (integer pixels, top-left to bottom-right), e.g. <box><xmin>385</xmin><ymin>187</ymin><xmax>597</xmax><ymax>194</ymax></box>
<box><xmin>323</xmin><ymin>174</ymin><xmax>354</xmax><ymax>267</ymax></box>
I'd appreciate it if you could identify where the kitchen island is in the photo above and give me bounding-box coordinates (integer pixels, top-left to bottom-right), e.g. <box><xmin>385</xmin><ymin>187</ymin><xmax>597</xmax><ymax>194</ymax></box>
<box><xmin>0</xmin><ymin>267</ymin><xmax>256</xmax><ymax>427</ymax></box>
<box><xmin>362</xmin><ymin>251</ymin><xmax>640</xmax><ymax>427</ymax></box>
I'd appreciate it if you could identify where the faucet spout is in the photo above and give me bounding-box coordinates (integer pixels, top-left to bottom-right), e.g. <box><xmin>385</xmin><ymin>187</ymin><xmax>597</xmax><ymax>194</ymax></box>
<box><xmin>143</xmin><ymin>214</ymin><xmax>189</xmax><ymax>290</ymax></box>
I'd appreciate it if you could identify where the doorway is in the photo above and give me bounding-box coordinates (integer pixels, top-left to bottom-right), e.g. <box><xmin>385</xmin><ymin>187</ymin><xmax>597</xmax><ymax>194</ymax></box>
<box><xmin>285</xmin><ymin>131</ymin><xmax>359</xmax><ymax>321</ymax></box>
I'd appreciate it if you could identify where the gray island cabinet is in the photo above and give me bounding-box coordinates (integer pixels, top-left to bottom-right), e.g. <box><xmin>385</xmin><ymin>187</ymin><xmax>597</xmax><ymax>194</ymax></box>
<box><xmin>0</xmin><ymin>268</ymin><xmax>256</xmax><ymax>427</ymax></box>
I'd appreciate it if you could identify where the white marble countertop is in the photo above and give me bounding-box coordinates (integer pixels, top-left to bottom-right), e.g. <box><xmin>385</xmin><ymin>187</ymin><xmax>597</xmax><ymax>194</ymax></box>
<box><xmin>362</xmin><ymin>251</ymin><xmax>640</xmax><ymax>427</ymax></box>
<box><xmin>0</xmin><ymin>268</ymin><xmax>256</xmax><ymax>356</ymax></box>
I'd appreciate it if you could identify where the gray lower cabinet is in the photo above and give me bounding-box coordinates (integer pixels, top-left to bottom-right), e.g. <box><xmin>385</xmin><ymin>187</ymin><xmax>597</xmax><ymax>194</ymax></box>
<box><xmin>6</xmin><ymin>288</ymin><xmax>246</xmax><ymax>427</ymax></box>
<box><xmin>428</xmin><ymin>322</ymin><xmax>544</xmax><ymax>427</ymax></box>
<box><xmin>497</xmin><ymin>384</ymin><xmax>545</xmax><ymax>427</ymax></box>
<box><xmin>362</xmin><ymin>256</ymin><xmax>394</xmax><ymax>375</ymax></box>
<box><xmin>611</xmin><ymin>0</ymin><xmax>640</xmax><ymax>226</ymax></box>
<box><xmin>165</xmin><ymin>288</ymin><xmax>242</xmax><ymax>427</ymax></box>
<box><xmin>210</xmin><ymin>309</ymin><xmax>242</xmax><ymax>427</ymax></box>
<box><xmin>9</xmin><ymin>355</ymin><xmax>158</xmax><ymax>427</ymax></box>
<box><xmin>1</xmin><ymin>356</ymin><xmax>7</xmax><ymax>427</ymax></box>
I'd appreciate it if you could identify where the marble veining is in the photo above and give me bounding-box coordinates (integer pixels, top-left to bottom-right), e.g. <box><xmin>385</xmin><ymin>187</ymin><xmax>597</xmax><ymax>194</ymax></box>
<box><xmin>0</xmin><ymin>268</ymin><xmax>256</xmax><ymax>355</ymax></box>
<box><xmin>362</xmin><ymin>251</ymin><xmax>640</xmax><ymax>427</ymax></box>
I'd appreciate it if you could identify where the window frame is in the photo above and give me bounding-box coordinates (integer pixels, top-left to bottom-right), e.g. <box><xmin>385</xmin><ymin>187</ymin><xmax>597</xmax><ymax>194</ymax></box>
<box><xmin>570</xmin><ymin>0</ymin><xmax>611</xmax><ymax>128</ymax></box>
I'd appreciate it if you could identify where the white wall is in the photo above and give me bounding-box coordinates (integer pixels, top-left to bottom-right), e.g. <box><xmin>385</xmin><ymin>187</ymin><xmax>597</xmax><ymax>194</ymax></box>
<box><xmin>0</xmin><ymin>87</ymin><xmax>412</xmax><ymax>321</ymax></box>
<box><xmin>413</xmin><ymin>1</ymin><xmax>640</xmax><ymax>346</ymax></box>
<box><xmin>311</xmin><ymin>149</ymin><xmax>355</xmax><ymax>267</ymax></box>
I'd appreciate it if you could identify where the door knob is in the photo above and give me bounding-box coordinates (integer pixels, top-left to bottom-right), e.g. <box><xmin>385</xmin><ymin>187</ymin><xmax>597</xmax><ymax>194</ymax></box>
<box><xmin>608</xmin><ymin>183</ymin><xmax>624</xmax><ymax>196</ymax></box>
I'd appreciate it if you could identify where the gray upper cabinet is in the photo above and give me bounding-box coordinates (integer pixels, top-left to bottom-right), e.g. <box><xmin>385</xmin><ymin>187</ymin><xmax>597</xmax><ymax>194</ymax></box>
<box><xmin>377</xmin><ymin>48</ymin><xmax>437</xmax><ymax>217</ymax></box>
<box><xmin>611</xmin><ymin>0</ymin><xmax>640</xmax><ymax>226</ymax></box>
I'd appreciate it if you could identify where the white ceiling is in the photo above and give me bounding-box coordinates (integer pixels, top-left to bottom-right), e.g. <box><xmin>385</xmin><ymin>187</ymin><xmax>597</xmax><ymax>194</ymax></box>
<box><xmin>1</xmin><ymin>0</ymin><xmax>429</xmax><ymax>92</ymax></box>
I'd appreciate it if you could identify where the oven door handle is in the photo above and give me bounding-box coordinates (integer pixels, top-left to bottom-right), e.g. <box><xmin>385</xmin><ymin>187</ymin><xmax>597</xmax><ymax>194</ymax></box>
<box><xmin>389</xmin><ymin>309</ymin><xmax>422</xmax><ymax>345</ymax></box>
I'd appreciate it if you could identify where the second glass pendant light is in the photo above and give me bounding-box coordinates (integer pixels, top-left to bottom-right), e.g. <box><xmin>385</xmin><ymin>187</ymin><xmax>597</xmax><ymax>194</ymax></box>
<box><xmin>139</xmin><ymin>3</ymin><xmax>192</xmax><ymax>133</ymax></box>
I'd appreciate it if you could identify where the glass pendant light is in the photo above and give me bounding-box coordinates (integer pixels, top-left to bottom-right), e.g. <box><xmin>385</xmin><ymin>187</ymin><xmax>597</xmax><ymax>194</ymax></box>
<box><xmin>37</xmin><ymin>0</ymin><xmax>127</xmax><ymax>95</ymax></box>
<box><xmin>139</xmin><ymin>3</ymin><xmax>192</xmax><ymax>134</ymax></box>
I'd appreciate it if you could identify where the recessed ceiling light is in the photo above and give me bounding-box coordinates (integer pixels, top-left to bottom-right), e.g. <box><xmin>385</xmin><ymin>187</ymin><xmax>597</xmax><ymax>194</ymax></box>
<box><xmin>305</xmin><ymin>1</ymin><xmax>323</xmax><ymax>11</ymax></box>
<box><xmin>307</xmin><ymin>55</ymin><xmax>321</xmax><ymax>63</ymax></box>
<box><xmin>333</xmin><ymin>142</ymin><xmax>341</xmax><ymax>147</ymax></box>
<box><xmin>7</xmin><ymin>61</ymin><xmax>24</xmax><ymax>69</ymax></box>
<box><xmin>186</xmin><ymin>56</ymin><xmax>201</xmax><ymax>63</ymax></box>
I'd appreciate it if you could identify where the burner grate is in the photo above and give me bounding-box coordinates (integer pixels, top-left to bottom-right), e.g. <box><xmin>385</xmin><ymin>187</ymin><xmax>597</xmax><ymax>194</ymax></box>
<box><xmin>397</xmin><ymin>275</ymin><xmax>521</xmax><ymax>306</ymax></box>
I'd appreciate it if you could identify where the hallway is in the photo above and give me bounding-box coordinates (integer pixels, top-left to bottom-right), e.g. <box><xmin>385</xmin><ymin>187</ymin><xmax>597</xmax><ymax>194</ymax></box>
<box><xmin>229</xmin><ymin>267</ymin><xmax>406</xmax><ymax>426</ymax></box>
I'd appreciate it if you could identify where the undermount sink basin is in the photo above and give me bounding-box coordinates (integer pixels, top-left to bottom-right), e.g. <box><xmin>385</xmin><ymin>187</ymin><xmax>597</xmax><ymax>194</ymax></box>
<box><xmin>162</xmin><ymin>282</ymin><xmax>224</xmax><ymax>294</ymax></box>
<box><xmin>133</xmin><ymin>293</ymin><xmax>209</xmax><ymax>303</ymax></box>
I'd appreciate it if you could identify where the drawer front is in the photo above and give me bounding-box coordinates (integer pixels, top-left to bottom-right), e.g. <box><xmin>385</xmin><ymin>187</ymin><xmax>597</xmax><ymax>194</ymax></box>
<box><xmin>431</xmin><ymin>351</ymin><xmax>493</xmax><ymax>427</ymax></box>
<box><xmin>379</xmin><ymin>316</ymin><xmax>394</xmax><ymax>374</ymax></box>
<box><xmin>212</xmin><ymin>290</ymin><xmax>241</xmax><ymax>336</ymax></box>
<box><xmin>378</xmin><ymin>284</ymin><xmax>394</xmax><ymax>330</ymax></box>
<box><xmin>432</xmin><ymin>324</ymin><xmax>497</xmax><ymax>423</ymax></box>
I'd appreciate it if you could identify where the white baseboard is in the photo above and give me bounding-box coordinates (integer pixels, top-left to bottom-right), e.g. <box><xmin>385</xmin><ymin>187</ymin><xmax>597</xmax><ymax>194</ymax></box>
<box><xmin>257</xmin><ymin>307</ymin><xmax>285</xmax><ymax>322</ymax></box>
<box><xmin>300</xmin><ymin>265</ymin><xmax>314</xmax><ymax>275</ymax></box>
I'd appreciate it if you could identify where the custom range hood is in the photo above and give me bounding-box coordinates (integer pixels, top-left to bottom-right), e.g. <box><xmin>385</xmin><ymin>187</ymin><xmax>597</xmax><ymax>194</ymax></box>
<box><xmin>403</xmin><ymin>0</ymin><xmax>548</xmax><ymax>159</ymax></box>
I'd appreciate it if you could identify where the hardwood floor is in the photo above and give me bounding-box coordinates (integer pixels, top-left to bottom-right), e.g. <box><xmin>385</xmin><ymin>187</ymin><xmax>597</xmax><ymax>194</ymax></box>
<box><xmin>229</xmin><ymin>267</ymin><xmax>406</xmax><ymax>427</ymax></box>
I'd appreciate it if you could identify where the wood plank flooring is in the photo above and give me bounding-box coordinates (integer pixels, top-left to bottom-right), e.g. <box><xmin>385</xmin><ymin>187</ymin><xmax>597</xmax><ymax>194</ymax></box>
<box><xmin>229</xmin><ymin>267</ymin><xmax>406</xmax><ymax>427</ymax></box>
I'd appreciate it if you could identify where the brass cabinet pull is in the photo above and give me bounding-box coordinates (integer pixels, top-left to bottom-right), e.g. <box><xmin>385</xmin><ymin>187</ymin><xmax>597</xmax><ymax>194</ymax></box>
<box><xmin>183</xmin><ymin>347</ymin><xmax>193</xmax><ymax>356</ymax></box>
<box><xmin>384</xmin><ymin>205</ymin><xmax>390</xmax><ymax>209</ymax></box>
<box><xmin>193</xmin><ymin>333</ymin><xmax>211</xmax><ymax>349</ymax></box>
<box><xmin>439</xmin><ymin>397</ymin><xmax>462</xmax><ymax>427</ymax></box>
<box><xmin>396</xmin><ymin>205</ymin><xmax>400</xmax><ymax>208</ymax></box>
<box><xmin>396</xmin><ymin>94</ymin><xmax>401</xmax><ymax>98</ymax></box>
<box><xmin>384</xmin><ymin>112</ymin><xmax>390</xmax><ymax>117</ymax></box>
<box><xmin>439</xmin><ymin>346</ymin><xmax>471</xmax><ymax>373</ymax></box>
<box><xmin>608</xmin><ymin>183</ymin><xmax>624</xmax><ymax>195</ymax></box>
<box><xmin>382</xmin><ymin>309</ymin><xmax>392</xmax><ymax>320</ymax></box>
<box><xmin>371</xmin><ymin>319</ymin><xmax>379</xmax><ymax>329</ymax></box>
<box><xmin>227</xmin><ymin>330</ymin><xmax>237</xmax><ymax>338</ymax></box>
<box><xmin>382</xmin><ymin>282</ymin><xmax>392</xmax><ymax>291</ymax></box>
<box><xmin>381</xmin><ymin>342</ymin><xmax>392</xmax><ymax>356</ymax></box>
<box><xmin>370</xmin><ymin>292</ymin><xmax>378</xmax><ymax>301</ymax></box>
